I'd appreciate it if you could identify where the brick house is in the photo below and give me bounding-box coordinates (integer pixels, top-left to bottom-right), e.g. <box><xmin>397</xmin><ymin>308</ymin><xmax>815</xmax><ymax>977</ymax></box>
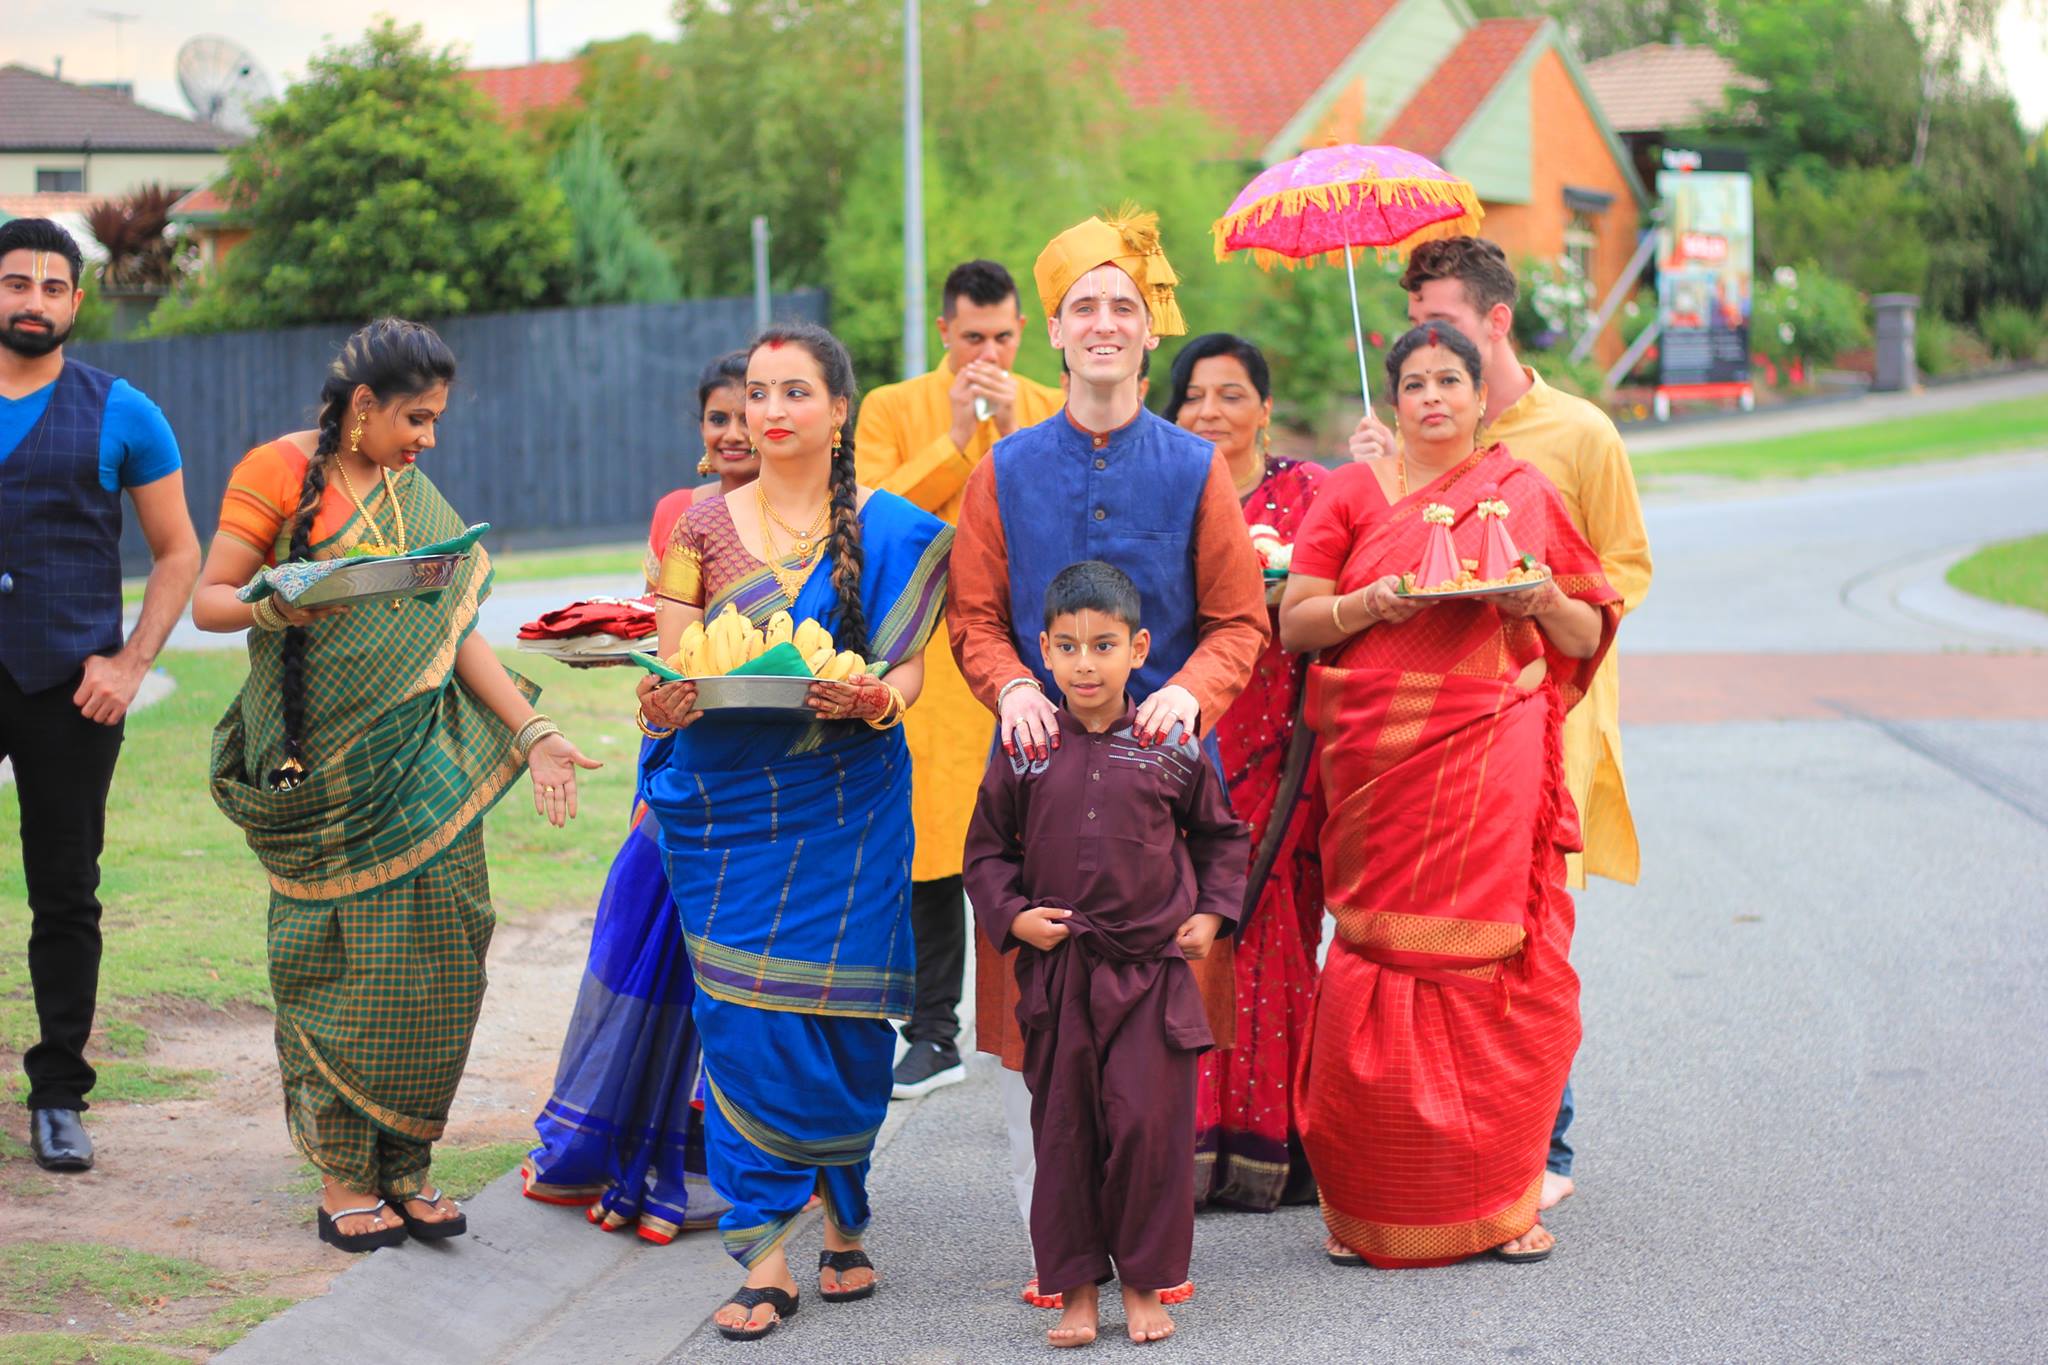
<box><xmin>1093</xmin><ymin>0</ymin><xmax>1648</xmax><ymax>359</ymax></box>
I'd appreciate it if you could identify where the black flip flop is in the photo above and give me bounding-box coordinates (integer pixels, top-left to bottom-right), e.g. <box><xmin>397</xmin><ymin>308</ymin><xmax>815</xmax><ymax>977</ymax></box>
<box><xmin>387</xmin><ymin>1187</ymin><xmax>468</xmax><ymax>1241</ymax></box>
<box><xmin>1493</xmin><ymin>1232</ymin><xmax>1555</xmax><ymax>1264</ymax></box>
<box><xmin>317</xmin><ymin>1199</ymin><xmax>408</xmax><ymax>1253</ymax></box>
<box><xmin>818</xmin><ymin>1248</ymin><xmax>877</xmax><ymax>1303</ymax></box>
<box><xmin>716</xmin><ymin>1285</ymin><xmax>799</xmax><ymax>1341</ymax></box>
<box><xmin>1326</xmin><ymin>1242</ymin><xmax>1365</xmax><ymax>1267</ymax></box>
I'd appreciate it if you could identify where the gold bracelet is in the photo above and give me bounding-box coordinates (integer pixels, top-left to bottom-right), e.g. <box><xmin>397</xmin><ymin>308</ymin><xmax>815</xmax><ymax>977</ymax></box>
<box><xmin>1330</xmin><ymin>593</ymin><xmax>1349</xmax><ymax>636</ymax></box>
<box><xmin>514</xmin><ymin>715</ymin><xmax>561</xmax><ymax>759</ymax></box>
<box><xmin>251</xmin><ymin>597</ymin><xmax>288</xmax><ymax>632</ymax></box>
<box><xmin>865</xmin><ymin>684</ymin><xmax>908</xmax><ymax>731</ymax></box>
<box><xmin>635</xmin><ymin>708</ymin><xmax>677</xmax><ymax>740</ymax></box>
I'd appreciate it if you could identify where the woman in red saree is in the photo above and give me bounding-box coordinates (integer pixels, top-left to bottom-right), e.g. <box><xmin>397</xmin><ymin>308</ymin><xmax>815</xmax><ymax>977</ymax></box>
<box><xmin>1278</xmin><ymin>324</ymin><xmax>1619</xmax><ymax>1267</ymax></box>
<box><xmin>1164</xmin><ymin>333</ymin><xmax>1325</xmax><ymax>1212</ymax></box>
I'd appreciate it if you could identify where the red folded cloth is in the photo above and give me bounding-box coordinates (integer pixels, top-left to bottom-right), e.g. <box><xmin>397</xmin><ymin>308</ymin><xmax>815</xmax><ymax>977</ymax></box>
<box><xmin>517</xmin><ymin>596</ymin><xmax>658</xmax><ymax>641</ymax></box>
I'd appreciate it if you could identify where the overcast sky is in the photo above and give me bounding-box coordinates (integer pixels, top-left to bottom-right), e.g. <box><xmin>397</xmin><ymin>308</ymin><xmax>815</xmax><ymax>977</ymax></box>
<box><xmin>4</xmin><ymin>0</ymin><xmax>2044</xmax><ymax>134</ymax></box>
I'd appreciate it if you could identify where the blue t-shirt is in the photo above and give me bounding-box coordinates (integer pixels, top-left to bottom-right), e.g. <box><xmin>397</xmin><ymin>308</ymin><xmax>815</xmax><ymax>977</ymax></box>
<box><xmin>0</xmin><ymin>375</ymin><xmax>182</xmax><ymax>490</ymax></box>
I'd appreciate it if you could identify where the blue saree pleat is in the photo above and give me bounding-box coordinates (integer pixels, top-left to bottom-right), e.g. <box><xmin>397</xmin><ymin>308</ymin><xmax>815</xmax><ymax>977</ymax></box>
<box><xmin>641</xmin><ymin>492</ymin><xmax>951</xmax><ymax>1266</ymax></box>
<box><xmin>525</xmin><ymin>744</ymin><xmax>728</xmax><ymax>1236</ymax></box>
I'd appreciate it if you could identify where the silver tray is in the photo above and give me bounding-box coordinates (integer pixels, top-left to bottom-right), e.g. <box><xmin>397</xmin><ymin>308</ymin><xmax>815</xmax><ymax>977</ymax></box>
<box><xmin>1397</xmin><ymin>575</ymin><xmax>1548</xmax><ymax>601</ymax></box>
<box><xmin>297</xmin><ymin>553</ymin><xmax>467</xmax><ymax>606</ymax></box>
<box><xmin>633</xmin><ymin>656</ymin><xmax>824</xmax><ymax>721</ymax></box>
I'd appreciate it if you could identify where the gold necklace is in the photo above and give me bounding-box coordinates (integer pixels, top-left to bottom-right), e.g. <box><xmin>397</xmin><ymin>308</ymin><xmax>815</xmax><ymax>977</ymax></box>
<box><xmin>757</xmin><ymin>484</ymin><xmax>827</xmax><ymax>603</ymax></box>
<box><xmin>335</xmin><ymin>458</ymin><xmax>409</xmax><ymax>553</ymax></box>
<box><xmin>1397</xmin><ymin>453</ymin><xmax>1409</xmax><ymax>500</ymax></box>
<box><xmin>1232</xmin><ymin>455</ymin><xmax>1266</xmax><ymax>498</ymax></box>
<box><xmin>759</xmin><ymin>487</ymin><xmax>829</xmax><ymax>561</ymax></box>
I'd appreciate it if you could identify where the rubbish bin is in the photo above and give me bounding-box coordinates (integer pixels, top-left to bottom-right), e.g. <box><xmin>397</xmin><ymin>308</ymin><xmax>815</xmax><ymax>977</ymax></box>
<box><xmin>1872</xmin><ymin>293</ymin><xmax>1918</xmax><ymax>393</ymax></box>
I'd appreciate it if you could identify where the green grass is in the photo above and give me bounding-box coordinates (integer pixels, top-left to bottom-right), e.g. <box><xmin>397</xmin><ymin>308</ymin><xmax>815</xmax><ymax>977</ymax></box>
<box><xmin>0</xmin><ymin>1336</ymin><xmax>189</xmax><ymax>1365</ymax></box>
<box><xmin>0</xmin><ymin>1245</ymin><xmax>216</xmax><ymax>1317</ymax></box>
<box><xmin>1947</xmin><ymin>532</ymin><xmax>2048</xmax><ymax>615</ymax></box>
<box><xmin>429</xmin><ymin>1140</ymin><xmax>531</xmax><ymax>1199</ymax></box>
<box><xmin>3</xmin><ymin>1064</ymin><xmax>213</xmax><ymax>1106</ymax></box>
<box><xmin>1639</xmin><ymin>394</ymin><xmax>2048</xmax><ymax>480</ymax></box>
<box><xmin>122</xmin><ymin>540</ymin><xmax>646</xmax><ymax>606</ymax></box>
<box><xmin>158</xmin><ymin>1295</ymin><xmax>299</xmax><ymax>1352</ymax></box>
<box><xmin>0</xmin><ymin>648</ymin><xmax>635</xmax><ymax>1062</ymax></box>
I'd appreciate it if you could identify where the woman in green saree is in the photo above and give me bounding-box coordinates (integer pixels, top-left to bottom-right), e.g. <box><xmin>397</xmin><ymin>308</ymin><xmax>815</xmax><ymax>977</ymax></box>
<box><xmin>193</xmin><ymin>319</ymin><xmax>600</xmax><ymax>1252</ymax></box>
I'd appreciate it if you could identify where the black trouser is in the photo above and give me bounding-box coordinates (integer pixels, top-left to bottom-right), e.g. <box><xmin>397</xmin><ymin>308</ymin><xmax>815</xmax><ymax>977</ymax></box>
<box><xmin>1</xmin><ymin>664</ymin><xmax>124</xmax><ymax>1111</ymax></box>
<box><xmin>904</xmin><ymin>875</ymin><xmax>966</xmax><ymax>1049</ymax></box>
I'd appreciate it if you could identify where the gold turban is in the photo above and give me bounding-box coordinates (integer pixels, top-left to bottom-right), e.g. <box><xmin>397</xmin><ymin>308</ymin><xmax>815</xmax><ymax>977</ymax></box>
<box><xmin>1033</xmin><ymin>204</ymin><xmax>1187</xmax><ymax>337</ymax></box>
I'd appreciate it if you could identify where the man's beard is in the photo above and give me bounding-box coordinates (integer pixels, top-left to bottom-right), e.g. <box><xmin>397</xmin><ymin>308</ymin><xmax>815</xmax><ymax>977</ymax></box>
<box><xmin>0</xmin><ymin>315</ymin><xmax>73</xmax><ymax>358</ymax></box>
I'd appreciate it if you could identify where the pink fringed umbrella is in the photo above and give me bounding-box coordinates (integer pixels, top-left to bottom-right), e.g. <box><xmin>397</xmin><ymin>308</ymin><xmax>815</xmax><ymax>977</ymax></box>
<box><xmin>1213</xmin><ymin>143</ymin><xmax>1484</xmax><ymax>408</ymax></box>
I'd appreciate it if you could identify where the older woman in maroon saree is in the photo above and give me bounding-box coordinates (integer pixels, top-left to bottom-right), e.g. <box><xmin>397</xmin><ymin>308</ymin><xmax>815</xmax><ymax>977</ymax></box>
<box><xmin>1279</xmin><ymin>325</ymin><xmax>1619</xmax><ymax>1267</ymax></box>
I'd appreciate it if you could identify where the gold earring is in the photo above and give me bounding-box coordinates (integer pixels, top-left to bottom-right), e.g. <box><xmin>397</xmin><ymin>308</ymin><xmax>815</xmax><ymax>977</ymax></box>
<box><xmin>831</xmin><ymin>426</ymin><xmax>843</xmax><ymax>452</ymax></box>
<box><xmin>349</xmin><ymin>413</ymin><xmax>366</xmax><ymax>455</ymax></box>
<box><xmin>1259</xmin><ymin>424</ymin><xmax>1271</xmax><ymax>457</ymax></box>
<box><xmin>697</xmin><ymin>450</ymin><xmax>715</xmax><ymax>477</ymax></box>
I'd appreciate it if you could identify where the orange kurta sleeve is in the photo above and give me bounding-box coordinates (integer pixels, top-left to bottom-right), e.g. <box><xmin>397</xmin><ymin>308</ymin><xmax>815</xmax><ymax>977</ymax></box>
<box><xmin>947</xmin><ymin>458</ymin><xmax>1033</xmax><ymax>711</ymax></box>
<box><xmin>1165</xmin><ymin>452</ymin><xmax>1271</xmax><ymax>732</ymax></box>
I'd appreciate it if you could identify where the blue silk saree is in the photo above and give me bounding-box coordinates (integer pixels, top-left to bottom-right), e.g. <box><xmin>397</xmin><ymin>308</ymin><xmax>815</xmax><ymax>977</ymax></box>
<box><xmin>522</xmin><ymin>761</ymin><xmax>727</xmax><ymax>1240</ymax></box>
<box><xmin>642</xmin><ymin>491</ymin><xmax>951</xmax><ymax>1267</ymax></box>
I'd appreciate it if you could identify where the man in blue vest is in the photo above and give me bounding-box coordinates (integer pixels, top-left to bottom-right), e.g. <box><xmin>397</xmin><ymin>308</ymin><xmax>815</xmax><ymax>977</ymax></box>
<box><xmin>0</xmin><ymin>218</ymin><xmax>199</xmax><ymax>1172</ymax></box>
<box><xmin>949</xmin><ymin>206</ymin><xmax>1267</xmax><ymax>1324</ymax></box>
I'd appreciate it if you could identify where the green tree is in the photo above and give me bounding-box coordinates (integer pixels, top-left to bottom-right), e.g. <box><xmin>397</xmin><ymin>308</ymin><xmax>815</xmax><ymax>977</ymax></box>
<box><xmin>1755</xmin><ymin>165</ymin><xmax>1929</xmax><ymax>297</ymax></box>
<box><xmin>145</xmin><ymin>21</ymin><xmax>571</xmax><ymax>335</ymax></box>
<box><xmin>549</xmin><ymin>122</ymin><xmax>679</xmax><ymax>305</ymax></box>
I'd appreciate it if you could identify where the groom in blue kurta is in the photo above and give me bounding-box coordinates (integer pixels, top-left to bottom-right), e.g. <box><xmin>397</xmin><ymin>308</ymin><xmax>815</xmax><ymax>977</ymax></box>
<box><xmin>948</xmin><ymin>206</ymin><xmax>1266</xmax><ymax>1337</ymax></box>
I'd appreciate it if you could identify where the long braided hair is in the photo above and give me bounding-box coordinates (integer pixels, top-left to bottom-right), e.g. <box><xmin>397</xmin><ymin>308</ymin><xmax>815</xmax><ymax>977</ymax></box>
<box><xmin>270</xmin><ymin>318</ymin><xmax>458</xmax><ymax>790</ymax></box>
<box><xmin>748</xmin><ymin>322</ymin><xmax>868</xmax><ymax>660</ymax></box>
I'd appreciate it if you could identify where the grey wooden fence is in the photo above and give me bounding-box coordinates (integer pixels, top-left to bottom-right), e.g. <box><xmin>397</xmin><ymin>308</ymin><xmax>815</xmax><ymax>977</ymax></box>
<box><xmin>76</xmin><ymin>291</ymin><xmax>827</xmax><ymax>571</ymax></box>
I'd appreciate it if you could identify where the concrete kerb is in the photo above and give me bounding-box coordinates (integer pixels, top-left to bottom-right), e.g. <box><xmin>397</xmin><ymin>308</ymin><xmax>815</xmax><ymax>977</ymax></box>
<box><xmin>0</xmin><ymin>667</ymin><xmax>175</xmax><ymax>787</ymax></box>
<box><xmin>217</xmin><ymin>1089</ymin><xmax>931</xmax><ymax>1365</ymax></box>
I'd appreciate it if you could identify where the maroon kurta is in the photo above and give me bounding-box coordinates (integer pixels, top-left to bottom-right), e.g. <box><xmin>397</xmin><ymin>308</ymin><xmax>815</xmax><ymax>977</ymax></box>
<box><xmin>964</xmin><ymin>704</ymin><xmax>1249</xmax><ymax>1293</ymax></box>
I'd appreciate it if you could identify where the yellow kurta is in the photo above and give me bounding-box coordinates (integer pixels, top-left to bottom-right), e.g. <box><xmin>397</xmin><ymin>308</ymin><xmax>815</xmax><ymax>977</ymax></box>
<box><xmin>855</xmin><ymin>359</ymin><xmax>1065</xmax><ymax>881</ymax></box>
<box><xmin>1486</xmin><ymin>367</ymin><xmax>1653</xmax><ymax>887</ymax></box>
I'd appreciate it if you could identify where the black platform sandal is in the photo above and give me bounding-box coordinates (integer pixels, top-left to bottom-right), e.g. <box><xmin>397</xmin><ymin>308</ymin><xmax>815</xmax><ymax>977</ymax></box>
<box><xmin>818</xmin><ymin>1248</ymin><xmax>877</xmax><ymax>1303</ymax></box>
<box><xmin>715</xmin><ymin>1285</ymin><xmax>799</xmax><ymax>1341</ymax></box>
<box><xmin>387</xmin><ymin>1187</ymin><xmax>468</xmax><ymax>1241</ymax></box>
<box><xmin>317</xmin><ymin>1200</ymin><xmax>408</xmax><ymax>1253</ymax></box>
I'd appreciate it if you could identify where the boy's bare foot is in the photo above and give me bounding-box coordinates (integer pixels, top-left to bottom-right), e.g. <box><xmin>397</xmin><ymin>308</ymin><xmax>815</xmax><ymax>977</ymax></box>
<box><xmin>1048</xmin><ymin>1281</ymin><xmax>1099</xmax><ymax>1348</ymax></box>
<box><xmin>712</xmin><ymin>1245</ymin><xmax>800</xmax><ymax>1335</ymax></box>
<box><xmin>819</xmin><ymin>1222</ymin><xmax>876</xmax><ymax>1297</ymax></box>
<box><xmin>320</xmin><ymin>1178</ymin><xmax>401</xmax><ymax>1237</ymax></box>
<box><xmin>1122</xmin><ymin>1285</ymin><xmax>1175</xmax><ymax>1344</ymax></box>
<box><xmin>1539</xmin><ymin>1171</ymin><xmax>1575</xmax><ymax>1211</ymax></box>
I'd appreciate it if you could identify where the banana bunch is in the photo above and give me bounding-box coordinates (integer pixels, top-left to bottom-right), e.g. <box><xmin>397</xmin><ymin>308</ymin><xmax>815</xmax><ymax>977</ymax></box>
<box><xmin>669</xmin><ymin>604</ymin><xmax>879</xmax><ymax>679</ymax></box>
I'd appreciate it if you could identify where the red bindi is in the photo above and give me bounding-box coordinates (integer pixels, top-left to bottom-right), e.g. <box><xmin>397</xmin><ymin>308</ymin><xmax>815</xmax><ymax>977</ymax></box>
<box><xmin>765</xmin><ymin>339</ymin><xmax>786</xmax><ymax>350</ymax></box>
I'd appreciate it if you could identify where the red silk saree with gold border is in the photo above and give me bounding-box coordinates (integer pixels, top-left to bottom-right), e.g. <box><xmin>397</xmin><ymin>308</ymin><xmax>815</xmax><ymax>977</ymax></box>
<box><xmin>1289</xmin><ymin>444</ymin><xmax>1620</xmax><ymax>1267</ymax></box>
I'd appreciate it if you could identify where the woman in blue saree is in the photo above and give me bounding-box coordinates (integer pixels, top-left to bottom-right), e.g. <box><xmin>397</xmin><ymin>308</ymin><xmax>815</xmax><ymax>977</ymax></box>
<box><xmin>636</xmin><ymin>322</ymin><xmax>951</xmax><ymax>1342</ymax></box>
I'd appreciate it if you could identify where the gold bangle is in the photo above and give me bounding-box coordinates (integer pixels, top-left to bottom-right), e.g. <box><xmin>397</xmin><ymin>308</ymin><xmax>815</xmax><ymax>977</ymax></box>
<box><xmin>635</xmin><ymin>708</ymin><xmax>677</xmax><ymax>740</ymax></box>
<box><xmin>251</xmin><ymin>597</ymin><xmax>288</xmax><ymax>632</ymax></box>
<box><xmin>1330</xmin><ymin>593</ymin><xmax>1349</xmax><ymax>636</ymax></box>
<box><xmin>865</xmin><ymin>684</ymin><xmax>908</xmax><ymax>731</ymax></box>
<box><xmin>514</xmin><ymin>715</ymin><xmax>562</xmax><ymax>759</ymax></box>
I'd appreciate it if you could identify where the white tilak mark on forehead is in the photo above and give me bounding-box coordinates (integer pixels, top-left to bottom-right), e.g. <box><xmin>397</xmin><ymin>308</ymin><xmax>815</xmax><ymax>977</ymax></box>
<box><xmin>1063</xmin><ymin>265</ymin><xmax>1140</xmax><ymax>310</ymax></box>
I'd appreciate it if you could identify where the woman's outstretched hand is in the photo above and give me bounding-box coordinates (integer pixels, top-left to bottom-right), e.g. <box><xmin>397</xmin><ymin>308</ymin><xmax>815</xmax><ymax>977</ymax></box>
<box><xmin>529</xmin><ymin>734</ymin><xmax>602</xmax><ymax>826</ymax></box>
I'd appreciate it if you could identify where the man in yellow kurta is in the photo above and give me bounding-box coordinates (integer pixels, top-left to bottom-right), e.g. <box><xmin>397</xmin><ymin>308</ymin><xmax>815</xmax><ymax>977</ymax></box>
<box><xmin>855</xmin><ymin>259</ymin><xmax>1063</xmax><ymax>1098</ymax></box>
<box><xmin>1352</xmin><ymin>235</ymin><xmax>1653</xmax><ymax>1209</ymax></box>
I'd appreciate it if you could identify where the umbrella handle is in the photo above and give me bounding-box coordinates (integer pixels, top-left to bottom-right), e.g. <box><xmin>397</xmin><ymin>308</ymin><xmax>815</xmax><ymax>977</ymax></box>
<box><xmin>1343</xmin><ymin>238</ymin><xmax>1373</xmax><ymax>417</ymax></box>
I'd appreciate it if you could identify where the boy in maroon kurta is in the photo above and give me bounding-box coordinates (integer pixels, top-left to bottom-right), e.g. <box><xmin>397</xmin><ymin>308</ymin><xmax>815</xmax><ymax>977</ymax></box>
<box><xmin>964</xmin><ymin>561</ymin><xmax>1249</xmax><ymax>1348</ymax></box>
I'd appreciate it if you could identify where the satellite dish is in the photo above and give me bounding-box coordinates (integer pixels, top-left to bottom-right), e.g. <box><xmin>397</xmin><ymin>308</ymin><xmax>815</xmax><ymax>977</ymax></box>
<box><xmin>176</xmin><ymin>35</ymin><xmax>274</xmax><ymax>136</ymax></box>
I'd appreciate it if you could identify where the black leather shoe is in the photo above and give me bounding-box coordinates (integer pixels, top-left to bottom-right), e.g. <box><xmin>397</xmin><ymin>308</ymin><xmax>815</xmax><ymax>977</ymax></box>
<box><xmin>29</xmin><ymin>1108</ymin><xmax>94</xmax><ymax>1171</ymax></box>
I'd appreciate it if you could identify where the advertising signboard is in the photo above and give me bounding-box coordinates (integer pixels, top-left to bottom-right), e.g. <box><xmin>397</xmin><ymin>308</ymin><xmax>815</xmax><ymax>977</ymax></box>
<box><xmin>1655</xmin><ymin>147</ymin><xmax>1754</xmax><ymax>416</ymax></box>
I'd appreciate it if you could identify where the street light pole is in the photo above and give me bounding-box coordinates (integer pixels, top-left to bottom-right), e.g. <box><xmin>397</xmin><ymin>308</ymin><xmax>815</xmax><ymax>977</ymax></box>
<box><xmin>528</xmin><ymin>0</ymin><xmax>538</xmax><ymax>65</ymax></box>
<box><xmin>900</xmin><ymin>0</ymin><xmax>927</xmax><ymax>379</ymax></box>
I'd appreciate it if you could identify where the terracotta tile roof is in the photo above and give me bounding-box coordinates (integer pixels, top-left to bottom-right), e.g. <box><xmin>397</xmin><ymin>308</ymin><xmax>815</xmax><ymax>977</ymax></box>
<box><xmin>1377</xmin><ymin>18</ymin><xmax>1545</xmax><ymax>159</ymax></box>
<box><xmin>1088</xmin><ymin>0</ymin><xmax>1401</xmax><ymax>152</ymax></box>
<box><xmin>169</xmin><ymin>181</ymin><xmax>234</xmax><ymax>220</ymax></box>
<box><xmin>1582</xmin><ymin>42</ymin><xmax>1762</xmax><ymax>133</ymax></box>
<box><xmin>460</xmin><ymin>60</ymin><xmax>587</xmax><ymax>120</ymax></box>
<box><xmin>0</xmin><ymin>63</ymin><xmax>242</xmax><ymax>152</ymax></box>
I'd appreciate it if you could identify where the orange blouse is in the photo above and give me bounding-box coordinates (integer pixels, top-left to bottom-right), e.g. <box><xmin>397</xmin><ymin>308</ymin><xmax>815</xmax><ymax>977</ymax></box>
<box><xmin>216</xmin><ymin>440</ymin><xmax>368</xmax><ymax>564</ymax></box>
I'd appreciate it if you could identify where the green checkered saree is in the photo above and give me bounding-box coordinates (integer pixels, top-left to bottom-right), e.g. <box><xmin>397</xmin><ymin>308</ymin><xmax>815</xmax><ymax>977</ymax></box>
<box><xmin>210</xmin><ymin>468</ymin><xmax>533</xmax><ymax>1153</ymax></box>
